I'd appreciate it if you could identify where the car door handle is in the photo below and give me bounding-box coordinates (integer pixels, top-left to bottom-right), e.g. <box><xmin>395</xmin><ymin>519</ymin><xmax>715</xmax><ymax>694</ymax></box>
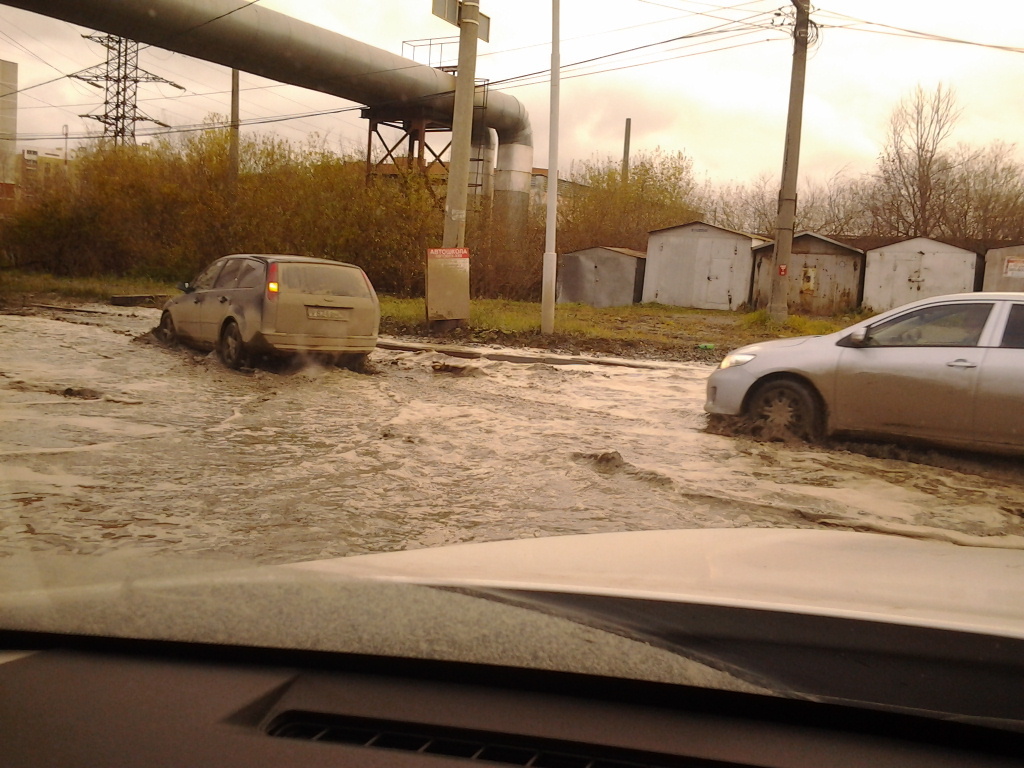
<box><xmin>219</xmin><ymin>296</ymin><xmax>229</xmax><ymax>303</ymax></box>
<box><xmin>946</xmin><ymin>359</ymin><xmax>978</xmax><ymax>369</ymax></box>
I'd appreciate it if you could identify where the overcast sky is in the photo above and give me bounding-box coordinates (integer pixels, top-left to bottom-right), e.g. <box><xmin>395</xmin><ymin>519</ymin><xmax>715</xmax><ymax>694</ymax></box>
<box><xmin>3</xmin><ymin>0</ymin><xmax>1022</xmax><ymax>185</ymax></box>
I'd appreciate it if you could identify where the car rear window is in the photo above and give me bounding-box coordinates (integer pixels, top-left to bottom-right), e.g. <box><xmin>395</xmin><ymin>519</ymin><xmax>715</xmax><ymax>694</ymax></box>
<box><xmin>279</xmin><ymin>263</ymin><xmax>371</xmax><ymax>298</ymax></box>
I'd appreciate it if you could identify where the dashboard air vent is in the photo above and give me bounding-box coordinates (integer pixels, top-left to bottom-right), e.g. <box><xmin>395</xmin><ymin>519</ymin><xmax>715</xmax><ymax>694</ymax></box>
<box><xmin>266</xmin><ymin>711</ymin><xmax>747</xmax><ymax>767</ymax></box>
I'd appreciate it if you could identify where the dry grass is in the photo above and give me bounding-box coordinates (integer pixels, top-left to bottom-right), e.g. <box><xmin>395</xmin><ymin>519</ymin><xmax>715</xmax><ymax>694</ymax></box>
<box><xmin>0</xmin><ymin>270</ymin><xmax>177</xmax><ymax>306</ymax></box>
<box><xmin>379</xmin><ymin>297</ymin><xmax>861</xmax><ymax>362</ymax></box>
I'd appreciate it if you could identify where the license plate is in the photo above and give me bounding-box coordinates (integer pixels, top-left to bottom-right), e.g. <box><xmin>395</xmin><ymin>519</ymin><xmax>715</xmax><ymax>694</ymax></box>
<box><xmin>306</xmin><ymin>306</ymin><xmax>349</xmax><ymax>320</ymax></box>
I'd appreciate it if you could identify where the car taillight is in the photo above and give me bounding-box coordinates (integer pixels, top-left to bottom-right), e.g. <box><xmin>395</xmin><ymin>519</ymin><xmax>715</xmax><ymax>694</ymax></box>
<box><xmin>361</xmin><ymin>270</ymin><xmax>374</xmax><ymax>297</ymax></box>
<box><xmin>266</xmin><ymin>262</ymin><xmax>279</xmax><ymax>301</ymax></box>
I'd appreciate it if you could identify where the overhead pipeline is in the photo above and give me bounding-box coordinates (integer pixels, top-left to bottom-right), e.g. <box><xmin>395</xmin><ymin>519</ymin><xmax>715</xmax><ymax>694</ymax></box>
<box><xmin>3</xmin><ymin>0</ymin><xmax>533</xmax><ymax>217</ymax></box>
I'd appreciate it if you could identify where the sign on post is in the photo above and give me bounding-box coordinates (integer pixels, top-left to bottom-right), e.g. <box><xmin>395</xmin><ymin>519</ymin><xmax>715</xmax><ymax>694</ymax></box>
<box><xmin>426</xmin><ymin>247</ymin><xmax>470</xmax><ymax>322</ymax></box>
<box><xmin>431</xmin><ymin>0</ymin><xmax>490</xmax><ymax>41</ymax></box>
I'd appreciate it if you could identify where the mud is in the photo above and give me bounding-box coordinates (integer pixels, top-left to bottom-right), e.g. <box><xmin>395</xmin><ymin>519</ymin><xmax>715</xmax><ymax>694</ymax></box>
<box><xmin>2</xmin><ymin>304</ymin><xmax>1023</xmax><ymax>565</ymax></box>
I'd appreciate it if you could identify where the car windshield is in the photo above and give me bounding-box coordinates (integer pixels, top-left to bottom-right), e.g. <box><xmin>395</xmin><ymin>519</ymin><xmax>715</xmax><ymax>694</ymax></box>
<box><xmin>2</xmin><ymin>0</ymin><xmax>1024</xmax><ymax>747</ymax></box>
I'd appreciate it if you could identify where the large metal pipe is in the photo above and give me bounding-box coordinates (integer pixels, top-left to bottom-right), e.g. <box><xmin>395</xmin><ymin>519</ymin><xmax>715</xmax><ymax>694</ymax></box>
<box><xmin>2</xmin><ymin>0</ymin><xmax>532</xmax><ymax>216</ymax></box>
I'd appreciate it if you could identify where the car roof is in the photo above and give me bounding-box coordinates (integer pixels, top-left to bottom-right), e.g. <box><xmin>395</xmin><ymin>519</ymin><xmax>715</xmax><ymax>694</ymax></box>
<box><xmin>223</xmin><ymin>254</ymin><xmax>362</xmax><ymax>269</ymax></box>
<box><xmin>886</xmin><ymin>292</ymin><xmax>1024</xmax><ymax>310</ymax></box>
<box><xmin>917</xmin><ymin>292</ymin><xmax>1024</xmax><ymax>302</ymax></box>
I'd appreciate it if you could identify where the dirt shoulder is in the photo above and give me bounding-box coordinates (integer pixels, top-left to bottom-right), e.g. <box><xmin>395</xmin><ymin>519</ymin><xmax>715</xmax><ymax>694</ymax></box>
<box><xmin>380</xmin><ymin>318</ymin><xmax>726</xmax><ymax>365</ymax></box>
<box><xmin>380</xmin><ymin>310</ymin><xmax>835</xmax><ymax>365</ymax></box>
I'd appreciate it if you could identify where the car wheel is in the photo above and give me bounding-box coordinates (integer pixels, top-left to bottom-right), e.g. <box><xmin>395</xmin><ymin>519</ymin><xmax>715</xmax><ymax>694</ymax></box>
<box><xmin>218</xmin><ymin>320</ymin><xmax>247</xmax><ymax>369</ymax></box>
<box><xmin>156</xmin><ymin>311</ymin><xmax>177</xmax><ymax>343</ymax></box>
<box><xmin>337</xmin><ymin>352</ymin><xmax>370</xmax><ymax>373</ymax></box>
<box><xmin>747</xmin><ymin>379</ymin><xmax>823</xmax><ymax>442</ymax></box>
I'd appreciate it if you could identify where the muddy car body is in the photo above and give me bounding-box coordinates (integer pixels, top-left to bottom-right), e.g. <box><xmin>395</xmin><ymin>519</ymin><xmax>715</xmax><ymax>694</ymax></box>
<box><xmin>159</xmin><ymin>255</ymin><xmax>380</xmax><ymax>368</ymax></box>
<box><xmin>705</xmin><ymin>292</ymin><xmax>1024</xmax><ymax>454</ymax></box>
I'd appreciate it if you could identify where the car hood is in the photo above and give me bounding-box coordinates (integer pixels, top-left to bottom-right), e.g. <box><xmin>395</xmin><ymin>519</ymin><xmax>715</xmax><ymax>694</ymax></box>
<box><xmin>729</xmin><ymin>335</ymin><xmax>824</xmax><ymax>356</ymax></box>
<box><xmin>3</xmin><ymin>529</ymin><xmax>1023</xmax><ymax>726</ymax></box>
<box><xmin>291</xmin><ymin>528</ymin><xmax>1024</xmax><ymax>640</ymax></box>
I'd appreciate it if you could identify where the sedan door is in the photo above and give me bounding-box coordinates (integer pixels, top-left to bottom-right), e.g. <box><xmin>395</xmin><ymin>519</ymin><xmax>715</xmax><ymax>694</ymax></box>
<box><xmin>831</xmin><ymin>301</ymin><xmax>994</xmax><ymax>443</ymax></box>
<box><xmin>973</xmin><ymin>302</ymin><xmax>1024</xmax><ymax>449</ymax></box>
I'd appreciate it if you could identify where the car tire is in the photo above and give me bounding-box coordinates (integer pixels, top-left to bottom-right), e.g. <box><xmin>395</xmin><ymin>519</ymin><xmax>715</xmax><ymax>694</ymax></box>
<box><xmin>747</xmin><ymin>379</ymin><xmax>823</xmax><ymax>443</ymax></box>
<box><xmin>157</xmin><ymin>311</ymin><xmax>177</xmax><ymax>343</ymax></box>
<box><xmin>218</xmin><ymin>320</ymin><xmax>247</xmax><ymax>370</ymax></box>
<box><xmin>337</xmin><ymin>352</ymin><xmax>370</xmax><ymax>373</ymax></box>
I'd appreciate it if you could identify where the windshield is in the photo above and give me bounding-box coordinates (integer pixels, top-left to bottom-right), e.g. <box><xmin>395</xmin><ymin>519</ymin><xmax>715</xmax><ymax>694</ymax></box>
<box><xmin>2</xmin><ymin>0</ymin><xmax>1024</xmax><ymax>742</ymax></box>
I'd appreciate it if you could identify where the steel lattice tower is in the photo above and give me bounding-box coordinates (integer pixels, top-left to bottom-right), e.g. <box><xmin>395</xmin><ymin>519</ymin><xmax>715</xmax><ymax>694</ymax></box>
<box><xmin>74</xmin><ymin>35</ymin><xmax>182</xmax><ymax>145</ymax></box>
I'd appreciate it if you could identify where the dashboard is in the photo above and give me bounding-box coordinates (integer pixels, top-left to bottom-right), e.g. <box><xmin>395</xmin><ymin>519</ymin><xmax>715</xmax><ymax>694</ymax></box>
<box><xmin>3</xmin><ymin>630</ymin><xmax>1022</xmax><ymax>768</ymax></box>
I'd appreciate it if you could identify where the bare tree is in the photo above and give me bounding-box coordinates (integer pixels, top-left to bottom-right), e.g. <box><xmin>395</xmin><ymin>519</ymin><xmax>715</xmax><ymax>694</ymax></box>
<box><xmin>940</xmin><ymin>141</ymin><xmax>1024</xmax><ymax>242</ymax></box>
<box><xmin>868</xmin><ymin>83</ymin><xmax>960</xmax><ymax>238</ymax></box>
<box><xmin>798</xmin><ymin>171</ymin><xmax>872</xmax><ymax>236</ymax></box>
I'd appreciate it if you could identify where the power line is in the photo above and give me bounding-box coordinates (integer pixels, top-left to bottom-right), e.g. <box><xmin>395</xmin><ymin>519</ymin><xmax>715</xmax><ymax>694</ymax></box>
<box><xmin>495</xmin><ymin>34</ymin><xmax>777</xmax><ymax>91</ymax></box>
<box><xmin>16</xmin><ymin>28</ymin><xmax>785</xmax><ymax>143</ymax></box>
<box><xmin>0</xmin><ymin>0</ymin><xmax>266</xmax><ymax>98</ymax></box>
<box><xmin>812</xmin><ymin>9</ymin><xmax>1024</xmax><ymax>54</ymax></box>
<box><xmin>486</xmin><ymin>13</ymin><xmax>780</xmax><ymax>90</ymax></box>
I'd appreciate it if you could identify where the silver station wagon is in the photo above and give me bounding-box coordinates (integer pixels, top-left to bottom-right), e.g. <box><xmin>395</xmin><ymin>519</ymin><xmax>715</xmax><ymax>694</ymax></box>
<box><xmin>705</xmin><ymin>292</ymin><xmax>1024</xmax><ymax>455</ymax></box>
<box><xmin>159</xmin><ymin>254</ymin><xmax>380</xmax><ymax>369</ymax></box>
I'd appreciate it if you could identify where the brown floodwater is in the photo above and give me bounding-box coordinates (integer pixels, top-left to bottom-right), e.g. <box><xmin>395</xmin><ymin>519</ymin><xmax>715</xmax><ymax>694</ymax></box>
<box><xmin>2</xmin><ymin>305</ymin><xmax>1022</xmax><ymax>565</ymax></box>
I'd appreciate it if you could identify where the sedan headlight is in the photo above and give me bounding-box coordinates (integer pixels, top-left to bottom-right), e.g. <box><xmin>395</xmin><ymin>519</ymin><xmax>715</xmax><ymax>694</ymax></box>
<box><xmin>719</xmin><ymin>352</ymin><xmax>756</xmax><ymax>369</ymax></box>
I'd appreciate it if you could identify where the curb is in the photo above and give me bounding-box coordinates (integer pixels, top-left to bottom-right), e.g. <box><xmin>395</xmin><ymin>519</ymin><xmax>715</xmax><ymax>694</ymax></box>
<box><xmin>375</xmin><ymin>337</ymin><xmax>680</xmax><ymax>370</ymax></box>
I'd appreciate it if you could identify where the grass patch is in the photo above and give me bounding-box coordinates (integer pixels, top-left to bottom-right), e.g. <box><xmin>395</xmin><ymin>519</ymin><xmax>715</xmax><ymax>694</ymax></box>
<box><xmin>0</xmin><ymin>270</ymin><xmax>177</xmax><ymax>304</ymax></box>
<box><xmin>379</xmin><ymin>298</ymin><xmax>721</xmax><ymax>343</ymax></box>
<box><xmin>741</xmin><ymin>308</ymin><xmax>846</xmax><ymax>337</ymax></box>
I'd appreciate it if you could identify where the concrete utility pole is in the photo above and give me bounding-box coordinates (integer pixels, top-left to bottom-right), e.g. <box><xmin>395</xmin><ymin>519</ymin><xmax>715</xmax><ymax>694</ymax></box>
<box><xmin>767</xmin><ymin>0</ymin><xmax>810</xmax><ymax>322</ymax></box>
<box><xmin>621</xmin><ymin>117</ymin><xmax>631</xmax><ymax>184</ymax></box>
<box><xmin>441</xmin><ymin>0</ymin><xmax>480</xmax><ymax>251</ymax></box>
<box><xmin>229</xmin><ymin>68</ymin><xmax>240</xmax><ymax>189</ymax></box>
<box><xmin>540</xmin><ymin>0</ymin><xmax>560</xmax><ymax>335</ymax></box>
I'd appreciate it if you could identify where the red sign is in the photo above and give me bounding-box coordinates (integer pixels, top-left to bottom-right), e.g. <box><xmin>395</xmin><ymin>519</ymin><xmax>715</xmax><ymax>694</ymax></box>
<box><xmin>778</xmin><ymin>264</ymin><xmax>788</xmax><ymax>277</ymax></box>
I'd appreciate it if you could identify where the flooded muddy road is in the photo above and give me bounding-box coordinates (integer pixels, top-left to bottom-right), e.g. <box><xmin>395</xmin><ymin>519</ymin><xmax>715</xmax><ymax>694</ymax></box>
<box><xmin>2</xmin><ymin>305</ymin><xmax>1023</xmax><ymax>564</ymax></box>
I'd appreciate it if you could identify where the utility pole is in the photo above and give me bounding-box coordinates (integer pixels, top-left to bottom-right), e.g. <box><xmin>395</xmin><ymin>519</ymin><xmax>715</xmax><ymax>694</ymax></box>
<box><xmin>767</xmin><ymin>0</ymin><xmax>810</xmax><ymax>322</ymax></box>
<box><xmin>427</xmin><ymin>0</ymin><xmax>480</xmax><ymax>330</ymax></box>
<box><xmin>441</xmin><ymin>0</ymin><xmax>480</xmax><ymax>251</ymax></box>
<box><xmin>229</xmin><ymin>68</ymin><xmax>240</xmax><ymax>190</ymax></box>
<box><xmin>621</xmin><ymin>117</ymin><xmax>631</xmax><ymax>184</ymax></box>
<box><xmin>540</xmin><ymin>0</ymin><xmax>560</xmax><ymax>335</ymax></box>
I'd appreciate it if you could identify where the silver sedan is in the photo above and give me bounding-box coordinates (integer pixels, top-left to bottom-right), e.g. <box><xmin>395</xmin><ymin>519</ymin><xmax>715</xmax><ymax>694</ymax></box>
<box><xmin>705</xmin><ymin>293</ymin><xmax>1024</xmax><ymax>454</ymax></box>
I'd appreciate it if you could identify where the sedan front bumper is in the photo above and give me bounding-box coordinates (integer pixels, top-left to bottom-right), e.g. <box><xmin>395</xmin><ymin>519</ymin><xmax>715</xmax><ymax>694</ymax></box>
<box><xmin>704</xmin><ymin>366</ymin><xmax>759</xmax><ymax>416</ymax></box>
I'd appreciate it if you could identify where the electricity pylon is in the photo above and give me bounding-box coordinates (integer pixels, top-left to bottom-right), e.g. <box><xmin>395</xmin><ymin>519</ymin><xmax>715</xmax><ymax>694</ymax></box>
<box><xmin>74</xmin><ymin>34</ymin><xmax>183</xmax><ymax>145</ymax></box>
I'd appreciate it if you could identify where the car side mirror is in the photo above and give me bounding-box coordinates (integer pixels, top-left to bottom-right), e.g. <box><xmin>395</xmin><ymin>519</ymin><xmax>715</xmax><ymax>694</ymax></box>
<box><xmin>178</xmin><ymin>282</ymin><xmax>194</xmax><ymax>294</ymax></box>
<box><xmin>847</xmin><ymin>328</ymin><xmax>869</xmax><ymax>347</ymax></box>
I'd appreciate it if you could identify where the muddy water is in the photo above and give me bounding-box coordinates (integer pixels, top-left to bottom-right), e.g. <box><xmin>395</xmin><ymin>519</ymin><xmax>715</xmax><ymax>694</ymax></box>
<box><xmin>2</xmin><ymin>306</ymin><xmax>1023</xmax><ymax>564</ymax></box>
